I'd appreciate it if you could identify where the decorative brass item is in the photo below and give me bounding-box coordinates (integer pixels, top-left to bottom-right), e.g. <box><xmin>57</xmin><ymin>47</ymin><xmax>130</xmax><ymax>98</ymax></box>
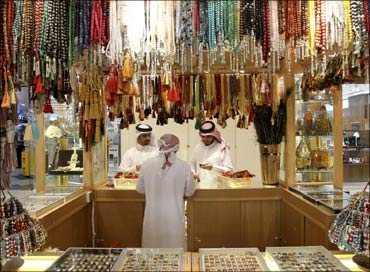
<box><xmin>296</xmin><ymin>137</ymin><xmax>311</xmax><ymax>169</ymax></box>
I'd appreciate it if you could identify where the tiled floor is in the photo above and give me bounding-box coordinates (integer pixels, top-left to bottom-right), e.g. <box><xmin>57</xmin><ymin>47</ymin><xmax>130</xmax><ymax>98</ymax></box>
<box><xmin>343</xmin><ymin>181</ymin><xmax>369</xmax><ymax>195</ymax></box>
<box><xmin>9</xmin><ymin>168</ymin><xmax>34</xmax><ymax>190</ymax></box>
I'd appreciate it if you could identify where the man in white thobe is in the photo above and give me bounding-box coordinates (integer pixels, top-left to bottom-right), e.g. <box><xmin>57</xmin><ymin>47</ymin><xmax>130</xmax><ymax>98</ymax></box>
<box><xmin>118</xmin><ymin>124</ymin><xmax>158</xmax><ymax>173</ymax></box>
<box><xmin>136</xmin><ymin>134</ymin><xmax>196</xmax><ymax>248</ymax></box>
<box><xmin>190</xmin><ymin>121</ymin><xmax>233</xmax><ymax>189</ymax></box>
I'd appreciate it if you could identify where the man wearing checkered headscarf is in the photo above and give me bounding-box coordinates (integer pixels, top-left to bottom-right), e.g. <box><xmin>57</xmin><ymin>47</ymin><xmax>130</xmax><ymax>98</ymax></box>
<box><xmin>189</xmin><ymin>121</ymin><xmax>233</xmax><ymax>189</ymax></box>
<box><xmin>136</xmin><ymin>134</ymin><xmax>196</xmax><ymax>248</ymax></box>
<box><xmin>117</xmin><ymin>123</ymin><xmax>158</xmax><ymax>173</ymax></box>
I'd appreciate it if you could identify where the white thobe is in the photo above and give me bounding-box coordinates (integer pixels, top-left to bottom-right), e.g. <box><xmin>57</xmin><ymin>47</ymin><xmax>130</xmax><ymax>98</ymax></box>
<box><xmin>190</xmin><ymin>141</ymin><xmax>233</xmax><ymax>188</ymax></box>
<box><xmin>118</xmin><ymin>144</ymin><xmax>158</xmax><ymax>173</ymax></box>
<box><xmin>136</xmin><ymin>156</ymin><xmax>196</xmax><ymax>248</ymax></box>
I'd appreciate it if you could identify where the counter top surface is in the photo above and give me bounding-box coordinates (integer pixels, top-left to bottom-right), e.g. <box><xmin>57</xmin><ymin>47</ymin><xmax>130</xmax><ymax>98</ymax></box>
<box><xmin>15</xmin><ymin>251</ymin><xmax>367</xmax><ymax>271</ymax></box>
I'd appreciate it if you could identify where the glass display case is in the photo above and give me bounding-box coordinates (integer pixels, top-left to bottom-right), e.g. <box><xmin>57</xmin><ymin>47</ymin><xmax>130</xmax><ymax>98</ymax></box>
<box><xmin>295</xmin><ymin>97</ymin><xmax>335</xmax><ymax>183</ymax></box>
<box><xmin>288</xmin><ymin>184</ymin><xmax>351</xmax><ymax>212</ymax></box>
<box><xmin>44</xmin><ymin>103</ymin><xmax>83</xmax><ymax>187</ymax></box>
<box><xmin>10</xmin><ymin>186</ymin><xmax>83</xmax><ymax>217</ymax></box>
<box><xmin>343</xmin><ymin>129</ymin><xmax>369</xmax><ymax>183</ymax></box>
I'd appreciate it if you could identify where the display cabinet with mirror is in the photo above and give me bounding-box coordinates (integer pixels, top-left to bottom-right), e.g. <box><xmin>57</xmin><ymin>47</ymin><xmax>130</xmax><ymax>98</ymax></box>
<box><xmin>286</xmin><ymin>73</ymin><xmax>344</xmax><ymax>212</ymax></box>
<box><xmin>295</xmin><ymin>90</ymin><xmax>335</xmax><ymax>184</ymax></box>
<box><xmin>295</xmin><ymin>99</ymin><xmax>334</xmax><ymax>183</ymax></box>
<box><xmin>44</xmin><ymin>103</ymin><xmax>83</xmax><ymax>187</ymax></box>
<box><xmin>342</xmin><ymin>129</ymin><xmax>369</xmax><ymax>183</ymax></box>
<box><xmin>19</xmin><ymin>100</ymin><xmax>85</xmax><ymax>218</ymax></box>
<box><xmin>342</xmin><ymin>84</ymin><xmax>370</xmax><ymax>184</ymax></box>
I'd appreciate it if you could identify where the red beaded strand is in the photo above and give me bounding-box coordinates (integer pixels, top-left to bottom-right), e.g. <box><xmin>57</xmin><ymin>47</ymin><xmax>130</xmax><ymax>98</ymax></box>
<box><xmin>262</xmin><ymin>0</ymin><xmax>270</xmax><ymax>63</ymax></box>
<box><xmin>278</xmin><ymin>0</ymin><xmax>285</xmax><ymax>35</ymax></box>
<box><xmin>293</xmin><ymin>0</ymin><xmax>301</xmax><ymax>46</ymax></box>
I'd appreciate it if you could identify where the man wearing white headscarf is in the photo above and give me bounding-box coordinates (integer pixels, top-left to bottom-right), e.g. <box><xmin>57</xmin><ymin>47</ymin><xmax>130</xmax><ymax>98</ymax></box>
<box><xmin>190</xmin><ymin>121</ymin><xmax>233</xmax><ymax>189</ymax></box>
<box><xmin>136</xmin><ymin>134</ymin><xmax>196</xmax><ymax>248</ymax></box>
<box><xmin>117</xmin><ymin>124</ymin><xmax>158</xmax><ymax>173</ymax></box>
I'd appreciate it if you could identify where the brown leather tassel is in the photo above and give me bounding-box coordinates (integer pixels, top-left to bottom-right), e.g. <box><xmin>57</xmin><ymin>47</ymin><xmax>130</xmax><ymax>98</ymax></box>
<box><xmin>89</xmin><ymin>92</ymin><xmax>100</xmax><ymax>119</ymax></box>
<box><xmin>79</xmin><ymin>82</ymin><xmax>86</xmax><ymax>102</ymax></box>
<box><xmin>95</xmin><ymin>120</ymin><xmax>101</xmax><ymax>143</ymax></box>
<box><xmin>84</xmin><ymin>91</ymin><xmax>90</xmax><ymax>121</ymax></box>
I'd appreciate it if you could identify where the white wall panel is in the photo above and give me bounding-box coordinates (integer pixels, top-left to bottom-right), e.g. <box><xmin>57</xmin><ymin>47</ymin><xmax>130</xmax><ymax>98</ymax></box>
<box><xmin>120</xmin><ymin>118</ymin><xmax>263</xmax><ymax>180</ymax></box>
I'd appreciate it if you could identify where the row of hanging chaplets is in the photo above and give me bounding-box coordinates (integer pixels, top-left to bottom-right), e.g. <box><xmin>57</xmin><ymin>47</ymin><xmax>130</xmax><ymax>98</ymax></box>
<box><xmin>77</xmin><ymin>52</ymin><xmax>105</xmax><ymax>151</ymax></box>
<box><xmin>1</xmin><ymin>0</ymin><xmax>369</xmax><ymax>110</ymax></box>
<box><xmin>1</xmin><ymin>1</ymin><xmax>369</xmax><ymax>103</ymax></box>
<box><xmin>105</xmin><ymin>69</ymin><xmax>283</xmax><ymax>130</ymax></box>
<box><xmin>0</xmin><ymin>0</ymin><xmax>110</xmax><ymax>155</ymax></box>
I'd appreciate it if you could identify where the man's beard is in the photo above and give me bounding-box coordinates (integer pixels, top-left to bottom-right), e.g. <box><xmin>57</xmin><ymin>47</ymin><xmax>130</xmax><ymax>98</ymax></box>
<box><xmin>203</xmin><ymin>140</ymin><xmax>214</xmax><ymax>146</ymax></box>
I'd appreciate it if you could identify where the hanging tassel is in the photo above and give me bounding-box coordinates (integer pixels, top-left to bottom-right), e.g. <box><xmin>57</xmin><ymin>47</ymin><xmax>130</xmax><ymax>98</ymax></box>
<box><xmin>35</xmin><ymin>75</ymin><xmax>45</xmax><ymax>94</ymax></box>
<box><xmin>243</xmin><ymin>115</ymin><xmax>249</xmax><ymax>129</ymax></box>
<box><xmin>116</xmin><ymin>67</ymin><xmax>124</xmax><ymax>94</ymax></box>
<box><xmin>10</xmin><ymin>88</ymin><xmax>18</xmax><ymax>105</ymax></box>
<box><xmin>31</xmin><ymin>119</ymin><xmax>41</xmax><ymax>139</ymax></box>
<box><xmin>95</xmin><ymin>120</ymin><xmax>101</xmax><ymax>143</ymax></box>
<box><xmin>122</xmin><ymin>50</ymin><xmax>134</xmax><ymax>82</ymax></box>
<box><xmin>24</xmin><ymin>120</ymin><xmax>33</xmax><ymax>141</ymax></box>
<box><xmin>43</xmin><ymin>92</ymin><xmax>54</xmax><ymax>113</ymax></box>
<box><xmin>1</xmin><ymin>174</ymin><xmax>10</xmax><ymax>188</ymax></box>
<box><xmin>0</xmin><ymin>109</ymin><xmax>7</xmax><ymax>126</ymax></box>
<box><xmin>139</xmin><ymin>108</ymin><xmax>144</xmax><ymax>121</ymax></box>
<box><xmin>79</xmin><ymin>82</ymin><xmax>86</xmax><ymax>102</ymax></box>
<box><xmin>195</xmin><ymin>115</ymin><xmax>201</xmax><ymax>130</ymax></box>
<box><xmin>4</xmin><ymin>142</ymin><xmax>17</xmax><ymax>173</ymax></box>
<box><xmin>0</xmin><ymin>137</ymin><xmax>6</xmax><ymax>161</ymax></box>
<box><xmin>237</xmin><ymin>115</ymin><xmax>242</xmax><ymax>128</ymax></box>
<box><xmin>1</xmin><ymin>89</ymin><xmax>11</xmax><ymax>109</ymax></box>
<box><xmin>144</xmin><ymin>106</ymin><xmax>152</xmax><ymax>117</ymax></box>
<box><xmin>84</xmin><ymin>92</ymin><xmax>91</xmax><ymax>121</ymax></box>
<box><xmin>89</xmin><ymin>91</ymin><xmax>100</xmax><ymax>119</ymax></box>
<box><xmin>1</xmin><ymin>71</ymin><xmax>11</xmax><ymax>109</ymax></box>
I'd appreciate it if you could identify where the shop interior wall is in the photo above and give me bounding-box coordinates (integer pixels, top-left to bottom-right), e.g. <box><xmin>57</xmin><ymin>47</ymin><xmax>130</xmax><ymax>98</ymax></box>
<box><xmin>120</xmin><ymin>118</ymin><xmax>286</xmax><ymax>182</ymax></box>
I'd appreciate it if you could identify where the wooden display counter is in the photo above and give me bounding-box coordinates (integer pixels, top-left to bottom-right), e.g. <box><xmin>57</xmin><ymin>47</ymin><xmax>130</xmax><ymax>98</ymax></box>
<box><xmin>38</xmin><ymin>192</ymin><xmax>92</xmax><ymax>250</ymax></box>
<box><xmin>93</xmin><ymin>185</ymin><xmax>341</xmax><ymax>252</ymax></box>
<box><xmin>282</xmin><ymin>188</ymin><xmax>337</xmax><ymax>250</ymax></box>
<box><xmin>94</xmin><ymin>188</ymin><xmax>145</xmax><ymax>248</ymax></box>
<box><xmin>93</xmin><ymin>186</ymin><xmax>282</xmax><ymax>251</ymax></box>
<box><xmin>187</xmin><ymin>187</ymin><xmax>282</xmax><ymax>252</ymax></box>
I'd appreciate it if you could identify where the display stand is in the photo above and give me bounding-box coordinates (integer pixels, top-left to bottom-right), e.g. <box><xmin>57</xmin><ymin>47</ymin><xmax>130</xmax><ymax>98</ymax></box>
<box><xmin>329</xmin><ymin>180</ymin><xmax>370</xmax><ymax>269</ymax></box>
<box><xmin>0</xmin><ymin>187</ymin><xmax>47</xmax><ymax>269</ymax></box>
<box><xmin>1</xmin><ymin>257</ymin><xmax>24</xmax><ymax>271</ymax></box>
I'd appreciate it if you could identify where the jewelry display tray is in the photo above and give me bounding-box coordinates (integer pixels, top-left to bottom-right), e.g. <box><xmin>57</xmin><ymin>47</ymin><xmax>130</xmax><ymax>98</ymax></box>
<box><xmin>111</xmin><ymin>248</ymin><xmax>184</xmax><ymax>271</ymax></box>
<box><xmin>265</xmin><ymin>246</ymin><xmax>350</xmax><ymax>271</ymax></box>
<box><xmin>46</xmin><ymin>247</ymin><xmax>124</xmax><ymax>272</ymax></box>
<box><xmin>199</xmin><ymin>247</ymin><xmax>269</xmax><ymax>272</ymax></box>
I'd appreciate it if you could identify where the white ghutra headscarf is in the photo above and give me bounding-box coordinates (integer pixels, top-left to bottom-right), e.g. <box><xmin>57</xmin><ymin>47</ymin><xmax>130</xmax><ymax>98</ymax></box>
<box><xmin>157</xmin><ymin>134</ymin><xmax>179</xmax><ymax>174</ymax></box>
<box><xmin>135</xmin><ymin>123</ymin><xmax>156</xmax><ymax>148</ymax></box>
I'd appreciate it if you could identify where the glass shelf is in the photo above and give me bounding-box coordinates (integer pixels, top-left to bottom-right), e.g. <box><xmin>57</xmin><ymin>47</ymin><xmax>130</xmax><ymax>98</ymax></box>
<box><xmin>343</xmin><ymin>146</ymin><xmax>369</xmax><ymax>149</ymax></box>
<box><xmin>296</xmin><ymin>98</ymin><xmax>334</xmax><ymax>104</ymax></box>
<box><xmin>295</xmin><ymin>95</ymin><xmax>334</xmax><ymax>184</ymax></box>
<box><xmin>296</xmin><ymin>169</ymin><xmax>334</xmax><ymax>173</ymax></box>
<box><xmin>296</xmin><ymin>132</ymin><xmax>334</xmax><ymax>137</ymax></box>
<box><xmin>47</xmin><ymin>171</ymin><xmax>83</xmax><ymax>176</ymax></box>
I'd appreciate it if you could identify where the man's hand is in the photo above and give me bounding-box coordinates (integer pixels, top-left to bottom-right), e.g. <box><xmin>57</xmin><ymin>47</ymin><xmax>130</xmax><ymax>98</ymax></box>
<box><xmin>193</xmin><ymin>174</ymin><xmax>200</xmax><ymax>182</ymax></box>
<box><xmin>199</xmin><ymin>163</ymin><xmax>213</xmax><ymax>171</ymax></box>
